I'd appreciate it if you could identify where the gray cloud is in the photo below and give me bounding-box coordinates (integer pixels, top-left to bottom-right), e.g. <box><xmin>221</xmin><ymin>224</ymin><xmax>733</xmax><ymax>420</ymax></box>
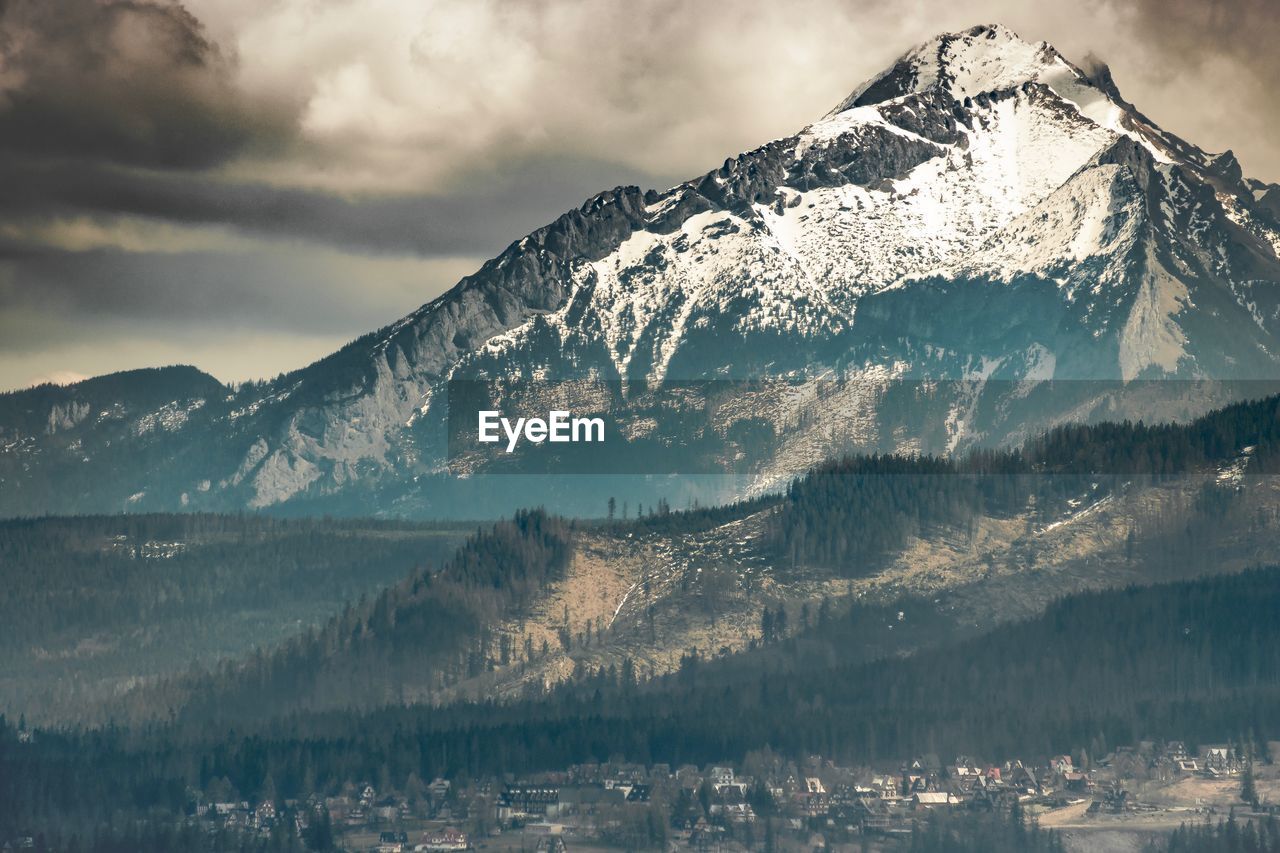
<box><xmin>1116</xmin><ymin>0</ymin><xmax>1279</xmax><ymax>74</ymax></box>
<box><xmin>0</xmin><ymin>0</ymin><xmax>297</xmax><ymax>169</ymax></box>
<box><xmin>0</xmin><ymin>0</ymin><xmax>682</xmax><ymax>390</ymax></box>
<box><xmin>0</xmin><ymin>238</ymin><xmax>481</xmax><ymax>389</ymax></box>
<box><xmin>0</xmin><ymin>152</ymin><xmax>667</xmax><ymax>257</ymax></box>
<box><xmin>182</xmin><ymin>0</ymin><xmax>1280</xmax><ymax>187</ymax></box>
<box><xmin>0</xmin><ymin>243</ymin><xmax>477</xmax><ymax>339</ymax></box>
<box><xmin>1</xmin><ymin>0</ymin><xmax>1278</xmax><ymax>392</ymax></box>
<box><xmin>1066</xmin><ymin>0</ymin><xmax>1280</xmax><ymax>183</ymax></box>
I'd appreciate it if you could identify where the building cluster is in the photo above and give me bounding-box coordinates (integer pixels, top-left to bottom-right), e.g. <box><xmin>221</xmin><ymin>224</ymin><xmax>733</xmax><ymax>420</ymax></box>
<box><xmin>195</xmin><ymin>798</ymin><xmax>290</xmax><ymax>835</ymax></box>
<box><xmin>175</xmin><ymin>740</ymin><xmax>1260</xmax><ymax>851</ymax></box>
<box><xmin>192</xmin><ymin>779</ymin><xmax>473</xmax><ymax>851</ymax></box>
<box><xmin>485</xmin><ymin>754</ymin><xmax>1093</xmax><ymax>844</ymax></box>
<box><xmin>475</xmin><ymin>741</ymin><xmax>1257</xmax><ymax>846</ymax></box>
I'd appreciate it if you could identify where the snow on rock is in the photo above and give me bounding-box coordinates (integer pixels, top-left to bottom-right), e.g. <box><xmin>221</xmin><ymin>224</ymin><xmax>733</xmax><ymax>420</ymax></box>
<box><xmin>1217</xmin><ymin>445</ymin><xmax>1256</xmax><ymax>486</ymax></box>
<box><xmin>13</xmin><ymin>24</ymin><xmax>1280</xmax><ymax>515</ymax></box>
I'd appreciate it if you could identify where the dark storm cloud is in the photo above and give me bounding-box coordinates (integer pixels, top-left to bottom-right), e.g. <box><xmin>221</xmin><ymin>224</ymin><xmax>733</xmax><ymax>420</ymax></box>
<box><xmin>0</xmin><ymin>0</ymin><xmax>295</xmax><ymax>169</ymax></box>
<box><xmin>0</xmin><ymin>0</ymin><xmax>690</xmax><ymax>389</ymax></box>
<box><xmin>0</xmin><ymin>153</ymin><xmax>669</xmax><ymax>258</ymax></box>
<box><xmin>0</xmin><ymin>246</ymin><xmax>422</xmax><ymax>338</ymax></box>
<box><xmin>1117</xmin><ymin>0</ymin><xmax>1279</xmax><ymax>74</ymax></box>
<box><xmin>1100</xmin><ymin>0</ymin><xmax>1280</xmax><ymax>176</ymax></box>
<box><xmin>0</xmin><ymin>0</ymin><xmax>675</xmax><ymax>258</ymax></box>
<box><xmin>2</xmin><ymin>0</ymin><xmax>1279</xmax><ymax>391</ymax></box>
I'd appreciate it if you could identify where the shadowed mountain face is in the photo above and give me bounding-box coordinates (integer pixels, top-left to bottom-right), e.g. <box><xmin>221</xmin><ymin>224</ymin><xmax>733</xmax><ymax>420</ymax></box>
<box><xmin>4</xmin><ymin>23</ymin><xmax>1280</xmax><ymax>518</ymax></box>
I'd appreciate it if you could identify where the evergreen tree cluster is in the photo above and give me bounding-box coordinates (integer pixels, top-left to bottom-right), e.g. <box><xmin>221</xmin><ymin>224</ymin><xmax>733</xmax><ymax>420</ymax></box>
<box><xmin>1148</xmin><ymin>815</ymin><xmax>1280</xmax><ymax>853</ymax></box>
<box><xmin>768</xmin><ymin>393</ymin><xmax>1280</xmax><ymax>574</ymax></box>
<box><xmin>908</xmin><ymin>802</ymin><xmax>1065</xmax><ymax>853</ymax></box>
<box><xmin>125</xmin><ymin>509</ymin><xmax>575</xmax><ymax>724</ymax></box>
<box><xmin>7</xmin><ymin>566</ymin><xmax>1280</xmax><ymax>838</ymax></box>
<box><xmin>0</xmin><ymin>513</ymin><xmax>467</xmax><ymax>721</ymax></box>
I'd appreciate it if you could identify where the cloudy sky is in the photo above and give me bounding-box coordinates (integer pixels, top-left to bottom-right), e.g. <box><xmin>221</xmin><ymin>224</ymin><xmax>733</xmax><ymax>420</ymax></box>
<box><xmin>1</xmin><ymin>0</ymin><xmax>1276</xmax><ymax>391</ymax></box>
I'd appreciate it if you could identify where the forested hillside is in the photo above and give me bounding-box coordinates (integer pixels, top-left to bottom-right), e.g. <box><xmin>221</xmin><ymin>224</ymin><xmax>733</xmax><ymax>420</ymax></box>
<box><xmin>6</xmin><ymin>566</ymin><xmax>1280</xmax><ymax>841</ymax></box>
<box><xmin>768</xmin><ymin>393</ymin><xmax>1280</xmax><ymax>572</ymax></box>
<box><xmin>1146</xmin><ymin>816</ymin><xmax>1280</xmax><ymax>853</ymax></box>
<box><xmin>81</xmin><ymin>393</ymin><xmax>1280</xmax><ymax>727</ymax></box>
<box><xmin>6</xmin><ymin>396</ymin><xmax>1280</xmax><ymax>845</ymax></box>
<box><xmin>0</xmin><ymin>514</ymin><xmax>468</xmax><ymax>722</ymax></box>
<box><xmin>5</xmin><ymin>394</ymin><xmax>1280</xmax><ymax>839</ymax></box>
<box><xmin>262</xmin><ymin>564</ymin><xmax>1280</xmax><ymax>779</ymax></box>
<box><xmin>115</xmin><ymin>510</ymin><xmax>576</xmax><ymax>724</ymax></box>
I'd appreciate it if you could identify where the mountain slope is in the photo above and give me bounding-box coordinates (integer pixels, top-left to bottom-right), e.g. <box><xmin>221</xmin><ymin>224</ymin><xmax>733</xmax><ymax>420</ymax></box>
<box><xmin>108</xmin><ymin>394</ymin><xmax>1280</xmax><ymax>725</ymax></box>
<box><xmin>4</xmin><ymin>24</ymin><xmax>1280</xmax><ymax>517</ymax></box>
<box><xmin>0</xmin><ymin>514</ymin><xmax>469</xmax><ymax>722</ymax></box>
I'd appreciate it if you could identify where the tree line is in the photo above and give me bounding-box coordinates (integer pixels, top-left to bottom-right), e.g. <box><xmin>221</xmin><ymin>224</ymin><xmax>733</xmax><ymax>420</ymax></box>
<box><xmin>0</xmin><ymin>513</ymin><xmax>467</xmax><ymax>722</ymax></box>
<box><xmin>767</xmin><ymin>393</ymin><xmax>1280</xmax><ymax>574</ymax></box>
<box><xmin>7</xmin><ymin>565</ymin><xmax>1280</xmax><ymax>839</ymax></box>
<box><xmin>112</xmin><ymin>509</ymin><xmax>575</xmax><ymax>725</ymax></box>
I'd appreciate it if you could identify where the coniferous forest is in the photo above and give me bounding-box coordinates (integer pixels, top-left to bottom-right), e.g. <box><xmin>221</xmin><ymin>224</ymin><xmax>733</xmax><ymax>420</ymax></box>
<box><xmin>119</xmin><ymin>509</ymin><xmax>576</xmax><ymax>724</ymax></box>
<box><xmin>0</xmin><ymin>515</ymin><xmax>470</xmax><ymax>722</ymax></box>
<box><xmin>5</xmin><ymin>564</ymin><xmax>1280</xmax><ymax>846</ymax></box>
<box><xmin>6</xmin><ymin>395</ymin><xmax>1280</xmax><ymax>849</ymax></box>
<box><xmin>767</xmin><ymin>393</ymin><xmax>1280</xmax><ymax>573</ymax></box>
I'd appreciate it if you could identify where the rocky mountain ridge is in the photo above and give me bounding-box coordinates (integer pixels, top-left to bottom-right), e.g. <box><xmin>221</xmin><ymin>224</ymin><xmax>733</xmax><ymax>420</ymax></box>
<box><xmin>3</xmin><ymin>24</ymin><xmax>1280</xmax><ymax>517</ymax></box>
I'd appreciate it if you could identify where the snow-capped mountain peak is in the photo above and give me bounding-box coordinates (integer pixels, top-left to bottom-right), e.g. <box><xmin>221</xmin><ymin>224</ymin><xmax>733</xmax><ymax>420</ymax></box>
<box><xmin>831</xmin><ymin>24</ymin><xmax>1063</xmax><ymax>110</ymax></box>
<box><xmin>827</xmin><ymin>23</ymin><xmax>1192</xmax><ymax>169</ymax></box>
<box><xmin>6</xmin><ymin>25</ymin><xmax>1280</xmax><ymax>516</ymax></box>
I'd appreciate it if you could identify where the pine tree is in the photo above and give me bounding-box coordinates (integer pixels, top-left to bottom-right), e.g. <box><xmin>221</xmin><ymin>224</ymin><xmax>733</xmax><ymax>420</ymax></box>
<box><xmin>1242</xmin><ymin>754</ymin><xmax>1259</xmax><ymax>808</ymax></box>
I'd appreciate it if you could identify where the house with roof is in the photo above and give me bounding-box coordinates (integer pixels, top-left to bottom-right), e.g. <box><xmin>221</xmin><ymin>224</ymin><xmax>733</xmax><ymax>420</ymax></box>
<box><xmin>690</xmin><ymin>817</ymin><xmax>725</xmax><ymax>849</ymax></box>
<box><xmin>1062</xmin><ymin>772</ymin><xmax>1091</xmax><ymax>793</ymax></box>
<box><xmin>714</xmin><ymin>802</ymin><xmax>757</xmax><ymax>824</ymax></box>
<box><xmin>912</xmin><ymin>792</ymin><xmax>959</xmax><ymax>810</ymax></box>
<box><xmin>625</xmin><ymin>784</ymin><xmax>651</xmax><ymax>803</ymax></box>
<box><xmin>830</xmin><ymin>798</ymin><xmax>894</xmax><ymax>836</ymax></box>
<box><xmin>417</xmin><ymin>827</ymin><xmax>468</xmax><ymax>851</ymax></box>
<box><xmin>533</xmin><ymin>838</ymin><xmax>566</xmax><ymax>853</ymax></box>
<box><xmin>1200</xmin><ymin>746</ymin><xmax>1240</xmax><ymax>775</ymax></box>
<box><xmin>708</xmin><ymin>766</ymin><xmax>735</xmax><ymax>785</ymax></box>
<box><xmin>792</xmin><ymin>778</ymin><xmax>830</xmax><ymax>818</ymax></box>
<box><xmin>496</xmin><ymin>785</ymin><xmax>562</xmax><ymax>823</ymax></box>
<box><xmin>1004</xmin><ymin>764</ymin><xmax>1039</xmax><ymax>795</ymax></box>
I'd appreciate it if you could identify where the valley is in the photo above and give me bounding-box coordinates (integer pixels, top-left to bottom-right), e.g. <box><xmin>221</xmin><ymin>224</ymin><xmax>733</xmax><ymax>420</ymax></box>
<box><xmin>0</xmin><ymin>515</ymin><xmax>470</xmax><ymax>723</ymax></box>
<box><xmin>12</xmin><ymin>392</ymin><xmax>1274</xmax><ymax>731</ymax></box>
<box><xmin>6</xmin><ymin>27</ymin><xmax>1280</xmax><ymax>519</ymax></box>
<box><xmin>4</xmin><ymin>15</ymin><xmax>1280</xmax><ymax>853</ymax></box>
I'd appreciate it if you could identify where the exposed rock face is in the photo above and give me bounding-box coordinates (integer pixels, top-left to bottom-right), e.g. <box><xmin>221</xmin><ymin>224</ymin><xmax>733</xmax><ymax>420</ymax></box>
<box><xmin>46</xmin><ymin>401</ymin><xmax>91</xmax><ymax>435</ymax></box>
<box><xmin>4</xmin><ymin>23</ymin><xmax>1280</xmax><ymax>517</ymax></box>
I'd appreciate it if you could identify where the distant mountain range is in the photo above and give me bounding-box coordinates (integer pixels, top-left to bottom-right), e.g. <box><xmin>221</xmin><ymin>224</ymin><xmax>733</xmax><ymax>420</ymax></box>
<box><xmin>5</xmin><ymin>23</ymin><xmax>1280</xmax><ymax>518</ymax></box>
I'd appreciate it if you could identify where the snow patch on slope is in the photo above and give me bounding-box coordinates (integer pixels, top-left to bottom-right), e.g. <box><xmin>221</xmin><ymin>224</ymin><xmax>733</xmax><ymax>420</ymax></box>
<box><xmin>771</xmin><ymin>87</ymin><xmax>1116</xmax><ymax>298</ymax></box>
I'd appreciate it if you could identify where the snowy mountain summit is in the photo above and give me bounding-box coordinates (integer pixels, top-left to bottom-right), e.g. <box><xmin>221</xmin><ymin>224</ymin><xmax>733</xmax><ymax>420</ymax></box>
<box><xmin>454</xmin><ymin>22</ymin><xmax>1280</xmax><ymax>386</ymax></box>
<box><xmin>5</xmin><ymin>24</ymin><xmax>1280</xmax><ymax>515</ymax></box>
